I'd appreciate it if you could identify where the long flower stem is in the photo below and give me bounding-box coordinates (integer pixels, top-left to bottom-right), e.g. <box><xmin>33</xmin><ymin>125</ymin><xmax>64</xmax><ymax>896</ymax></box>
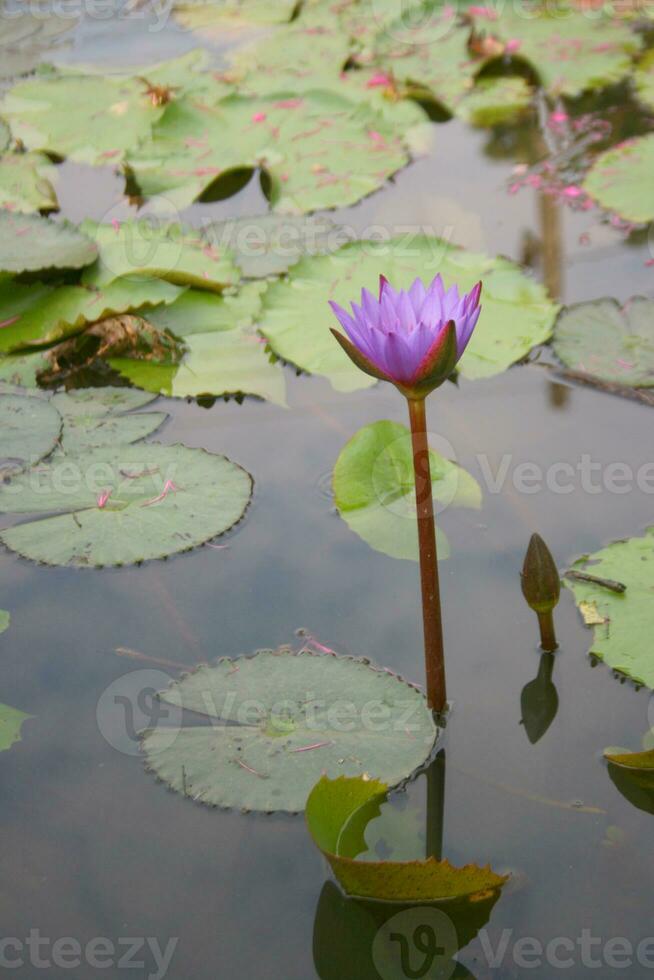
<box><xmin>407</xmin><ymin>396</ymin><xmax>447</xmax><ymax>713</ymax></box>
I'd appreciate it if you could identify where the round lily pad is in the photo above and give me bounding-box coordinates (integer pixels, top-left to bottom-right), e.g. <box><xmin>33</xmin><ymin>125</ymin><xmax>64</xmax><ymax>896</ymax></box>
<box><xmin>126</xmin><ymin>89</ymin><xmax>411</xmax><ymax>214</ymax></box>
<box><xmin>553</xmin><ymin>297</ymin><xmax>654</xmax><ymax>388</ymax></box>
<box><xmin>258</xmin><ymin>236</ymin><xmax>558</xmax><ymax>391</ymax></box>
<box><xmin>0</xmin><ymin>703</ymin><xmax>32</xmax><ymax>753</ymax></box>
<box><xmin>0</xmin><ymin>213</ymin><xmax>97</xmax><ymax>275</ymax></box>
<box><xmin>333</xmin><ymin>421</ymin><xmax>482</xmax><ymax>561</ymax></box>
<box><xmin>141</xmin><ymin>647</ymin><xmax>438</xmax><ymax>813</ymax></box>
<box><xmin>0</xmin><ymin>151</ymin><xmax>58</xmax><ymax>214</ymax></box>
<box><xmin>0</xmin><ymin>443</ymin><xmax>252</xmax><ymax>568</ymax></box>
<box><xmin>0</xmin><ymin>393</ymin><xmax>61</xmax><ymax>470</ymax></box>
<box><xmin>583</xmin><ymin>134</ymin><xmax>654</xmax><ymax>224</ymax></box>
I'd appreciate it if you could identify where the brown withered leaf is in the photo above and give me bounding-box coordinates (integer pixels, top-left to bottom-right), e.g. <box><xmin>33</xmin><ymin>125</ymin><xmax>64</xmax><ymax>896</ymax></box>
<box><xmin>38</xmin><ymin>315</ymin><xmax>185</xmax><ymax>388</ymax></box>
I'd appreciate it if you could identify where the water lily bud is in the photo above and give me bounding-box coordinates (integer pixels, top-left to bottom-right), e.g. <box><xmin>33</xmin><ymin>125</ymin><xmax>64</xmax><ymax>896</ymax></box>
<box><xmin>521</xmin><ymin>533</ymin><xmax>561</xmax><ymax>614</ymax></box>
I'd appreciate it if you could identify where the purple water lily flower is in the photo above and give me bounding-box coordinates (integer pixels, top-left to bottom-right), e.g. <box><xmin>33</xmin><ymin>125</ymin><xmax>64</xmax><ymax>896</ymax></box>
<box><xmin>329</xmin><ymin>274</ymin><xmax>482</xmax><ymax>398</ymax></box>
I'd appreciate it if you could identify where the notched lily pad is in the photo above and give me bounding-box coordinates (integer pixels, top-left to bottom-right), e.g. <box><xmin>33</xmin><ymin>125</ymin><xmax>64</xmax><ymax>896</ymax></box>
<box><xmin>0</xmin><ymin>212</ymin><xmax>97</xmax><ymax>275</ymax></box>
<box><xmin>0</xmin><ymin>443</ymin><xmax>253</xmax><ymax>567</ymax></box>
<box><xmin>0</xmin><ymin>703</ymin><xmax>32</xmax><ymax>753</ymax></box>
<box><xmin>306</xmin><ymin>775</ymin><xmax>508</xmax><ymax>901</ymax></box>
<box><xmin>258</xmin><ymin>236</ymin><xmax>558</xmax><ymax>391</ymax></box>
<box><xmin>333</xmin><ymin>421</ymin><xmax>482</xmax><ymax>561</ymax></box>
<box><xmin>566</xmin><ymin>528</ymin><xmax>654</xmax><ymax>687</ymax></box>
<box><xmin>553</xmin><ymin>297</ymin><xmax>654</xmax><ymax>388</ymax></box>
<box><xmin>583</xmin><ymin>134</ymin><xmax>654</xmax><ymax>224</ymax></box>
<box><xmin>52</xmin><ymin>387</ymin><xmax>168</xmax><ymax>453</ymax></box>
<box><xmin>0</xmin><ymin>393</ymin><xmax>62</xmax><ymax>471</ymax></box>
<box><xmin>0</xmin><ymin>150</ymin><xmax>58</xmax><ymax>213</ymax></box>
<box><xmin>141</xmin><ymin>647</ymin><xmax>438</xmax><ymax>813</ymax></box>
<box><xmin>81</xmin><ymin>219</ymin><xmax>238</xmax><ymax>293</ymax></box>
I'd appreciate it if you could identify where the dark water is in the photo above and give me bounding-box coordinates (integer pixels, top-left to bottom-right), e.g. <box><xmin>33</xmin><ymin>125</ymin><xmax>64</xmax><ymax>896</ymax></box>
<box><xmin>1</xmin><ymin>9</ymin><xmax>654</xmax><ymax>980</ymax></box>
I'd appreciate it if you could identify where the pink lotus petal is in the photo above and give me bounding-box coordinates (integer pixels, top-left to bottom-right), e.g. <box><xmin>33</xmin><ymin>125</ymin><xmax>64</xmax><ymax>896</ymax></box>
<box><xmin>252</xmin><ymin>112</ymin><xmax>267</xmax><ymax>123</ymax></box>
<box><xmin>562</xmin><ymin>185</ymin><xmax>582</xmax><ymax>198</ymax></box>
<box><xmin>505</xmin><ymin>38</ymin><xmax>521</xmax><ymax>52</ymax></box>
<box><xmin>366</xmin><ymin>72</ymin><xmax>392</xmax><ymax>89</ymax></box>
<box><xmin>97</xmin><ymin>489</ymin><xmax>112</xmax><ymax>509</ymax></box>
<box><xmin>111</xmin><ymin>219</ymin><xmax>121</xmax><ymax>233</ymax></box>
<box><xmin>274</xmin><ymin>98</ymin><xmax>303</xmax><ymax>109</ymax></box>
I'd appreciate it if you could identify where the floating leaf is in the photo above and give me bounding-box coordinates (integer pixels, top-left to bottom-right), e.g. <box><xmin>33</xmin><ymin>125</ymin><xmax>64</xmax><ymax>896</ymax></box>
<box><xmin>583</xmin><ymin>134</ymin><xmax>654</xmax><ymax>224</ymax></box>
<box><xmin>0</xmin><ymin>351</ymin><xmax>50</xmax><ymax>389</ymax></box>
<box><xmin>635</xmin><ymin>49</ymin><xmax>654</xmax><ymax>111</ymax></box>
<box><xmin>605</xmin><ymin>747</ymin><xmax>654</xmax><ymax>771</ymax></box>
<box><xmin>605</xmin><ymin>747</ymin><xmax>654</xmax><ymax>815</ymax></box>
<box><xmin>110</xmin><ymin>284</ymin><xmax>286</xmax><ymax>405</ymax></box>
<box><xmin>456</xmin><ymin>77</ymin><xmax>532</xmax><ymax>127</ymax></box>
<box><xmin>0</xmin><ymin>150</ymin><xmax>58</xmax><ymax>213</ymax></box>
<box><xmin>468</xmin><ymin>7</ymin><xmax>638</xmax><ymax>97</ymax></box>
<box><xmin>202</xmin><ymin>214</ymin><xmax>347</xmax><ymax>278</ymax></box>
<box><xmin>333</xmin><ymin>421</ymin><xmax>481</xmax><ymax>561</ymax></box>
<box><xmin>0</xmin><ymin>277</ymin><xmax>183</xmax><ymax>353</ymax></box>
<box><xmin>0</xmin><ymin>118</ymin><xmax>10</xmax><ymax>151</ymax></box>
<box><xmin>0</xmin><ymin>610</ymin><xmax>8</xmax><ymax>633</ymax></box>
<box><xmin>1</xmin><ymin>70</ymin><xmax>164</xmax><ymax>165</ymax></box>
<box><xmin>126</xmin><ymin>90</ymin><xmax>411</xmax><ymax>213</ymax></box>
<box><xmin>0</xmin><ymin>443</ymin><xmax>252</xmax><ymax>567</ymax></box>
<box><xmin>174</xmin><ymin>0</ymin><xmax>299</xmax><ymax>32</ymax></box>
<box><xmin>0</xmin><ymin>212</ymin><xmax>97</xmax><ymax>275</ymax></box>
<box><xmin>0</xmin><ymin>393</ymin><xmax>61</xmax><ymax>469</ymax></box>
<box><xmin>553</xmin><ymin>297</ymin><xmax>654</xmax><ymax>388</ymax></box>
<box><xmin>0</xmin><ymin>703</ymin><xmax>32</xmax><ymax>753</ymax></box>
<box><xmin>306</xmin><ymin>776</ymin><xmax>508</xmax><ymax>900</ymax></box>
<box><xmin>52</xmin><ymin>387</ymin><xmax>168</xmax><ymax>453</ymax></box>
<box><xmin>141</xmin><ymin>647</ymin><xmax>438</xmax><ymax>813</ymax></box>
<box><xmin>313</xmin><ymin>879</ymin><xmax>498</xmax><ymax>980</ymax></box>
<box><xmin>80</xmin><ymin>219</ymin><xmax>238</xmax><ymax>293</ymax></box>
<box><xmin>258</xmin><ymin>236</ymin><xmax>557</xmax><ymax>390</ymax></box>
<box><xmin>566</xmin><ymin>529</ymin><xmax>654</xmax><ymax>687</ymax></box>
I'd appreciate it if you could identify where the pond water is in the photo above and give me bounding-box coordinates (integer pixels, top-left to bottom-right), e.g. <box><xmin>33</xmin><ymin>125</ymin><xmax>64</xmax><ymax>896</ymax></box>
<box><xmin>1</xmin><ymin>7</ymin><xmax>654</xmax><ymax>980</ymax></box>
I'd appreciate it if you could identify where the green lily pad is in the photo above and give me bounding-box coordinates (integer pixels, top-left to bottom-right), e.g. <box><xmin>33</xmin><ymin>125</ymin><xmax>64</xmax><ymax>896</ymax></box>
<box><xmin>126</xmin><ymin>89</ymin><xmax>411</xmax><ymax>213</ymax></box>
<box><xmin>0</xmin><ymin>393</ymin><xmax>62</xmax><ymax>469</ymax></box>
<box><xmin>0</xmin><ymin>118</ymin><xmax>11</xmax><ymax>152</ymax></box>
<box><xmin>0</xmin><ymin>277</ymin><xmax>183</xmax><ymax>353</ymax></box>
<box><xmin>635</xmin><ymin>49</ymin><xmax>654</xmax><ymax>111</ymax></box>
<box><xmin>80</xmin><ymin>220</ymin><xmax>238</xmax><ymax>293</ymax></box>
<box><xmin>605</xmin><ymin>747</ymin><xmax>654</xmax><ymax>816</ymax></box>
<box><xmin>1</xmin><ymin>70</ymin><xmax>164</xmax><ymax>165</ymax></box>
<box><xmin>0</xmin><ymin>351</ymin><xmax>50</xmax><ymax>389</ymax></box>
<box><xmin>583</xmin><ymin>134</ymin><xmax>654</xmax><ymax>224</ymax></box>
<box><xmin>174</xmin><ymin>0</ymin><xmax>299</xmax><ymax>32</ymax></box>
<box><xmin>52</xmin><ymin>388</ymin><xmax>168</xmax><ymax>453</ymax></box>
<box><xmin>306</xmin><ymin>775</ymin><xmax>508</xmax><ymax>900</ymax></box>
<box><xmin>110</xmin><ymin>283</ymin><xmax>287</xmax><ymax>405</ymax></box>
<box><xmin>0</xmin><ymin>150</ymin><xmax>58</xmax><ymax>213</ymax></box>
<box><xmin>553</xmin><ymin>297</ymin><xmax>654</xmax><ymax>388</ymax></box>
<box><xmin>370</xmin><ymin>15</ymin><xmax>481</xmax><ymax>114</ymax></box>
<box><xmin>566</xmin><ymin>528</ymin><xmax>654</xmax><ymax>687</ymax></box>
<box><xmin>0</xmin><ymin>212</ymin><xmax>97</xmax><ymax>275</ymax></box>
<box><xmin>202</xmin><ymin>214</ymin><xmax>346</xmax><ymax>278</ymax></box>
<box><xmin>605</xmin><ymin>747</ymin><xmax>654</xmax><ymax>771</ymax></box>
<box><xmin>141</xmin><ymin>647</ymin><xmax>438</xmax><ymax>812</ymax></box>
<box><xmin>456</xmin><ymin>77</ymin><xmax>533</xmax><ymax>127</ymax></box>
<box><xmin>258</xmin><ymin>236</ymin><xmax>558</xmax><ymax>391</ymax></box>
<box><xmin>469</xmin><ymin>6</ymin><xmax>638</xmax><ymax>97</ymax></box>
<box><xmin>0</xmin><ymin>610</ymin><xmax>9</xmax><ymax>634</ymax></box>
<box><xmin>0</xmin><ymin>443</ymin><xmax>252</xmax><ymax>568</ymax></box>
<box><xmin>333</xmin><ymin>421</ymin><xmax>481</xmax><ymax>561</ymax></box>
<box><xmin>0</xmin><ymin>703</ymin><xmax>32</xmax><ymax>753</ymax></box>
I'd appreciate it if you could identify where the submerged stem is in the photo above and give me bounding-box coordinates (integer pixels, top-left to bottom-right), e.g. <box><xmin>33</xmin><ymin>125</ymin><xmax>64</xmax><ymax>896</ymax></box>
<box><xmin>407</xmin><ymin>396</ymin><xmax>447</xmax><ymax>713</ymax></box>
